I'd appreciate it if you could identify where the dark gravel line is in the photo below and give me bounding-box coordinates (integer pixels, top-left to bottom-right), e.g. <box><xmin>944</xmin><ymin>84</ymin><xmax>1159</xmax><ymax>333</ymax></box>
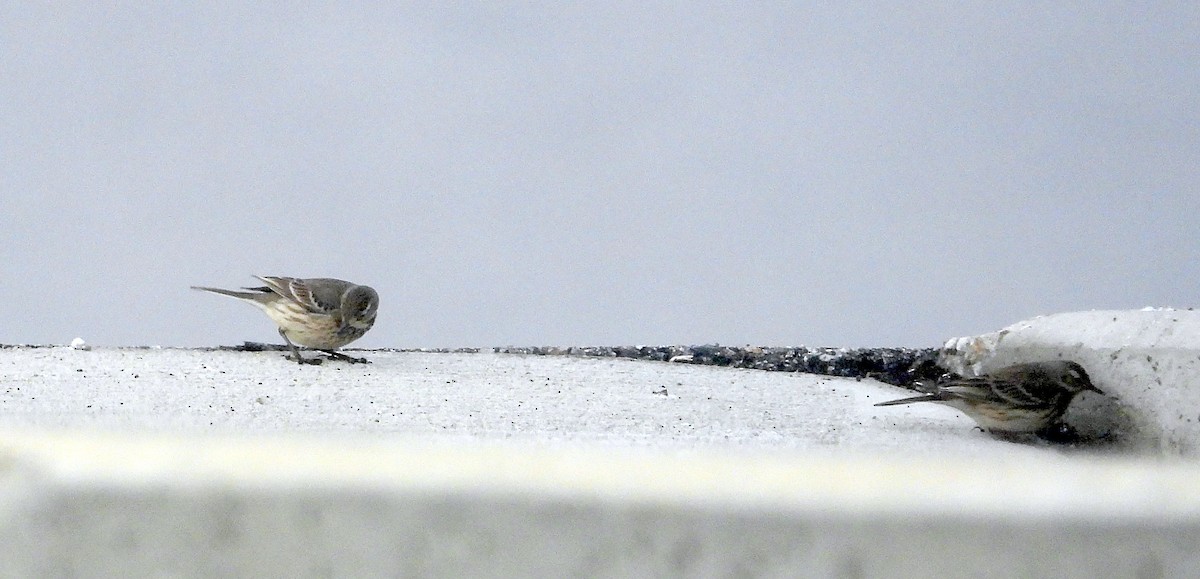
<box><xmin>6</xmin><ymin>342</ymin><xmax>945</xmax><ymax>389</ymax></box>
<box><xmin>488</xmin><ymin>345</ymin><xmax>943</xmax><ymax>387</ymax></box>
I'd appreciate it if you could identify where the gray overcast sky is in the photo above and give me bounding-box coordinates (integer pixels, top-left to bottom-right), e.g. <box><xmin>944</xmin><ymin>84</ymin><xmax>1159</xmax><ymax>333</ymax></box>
<box><xmin>2</xmin><ymin>3</ymin><xmax>1197</xmax><ymax>349</ymax></box>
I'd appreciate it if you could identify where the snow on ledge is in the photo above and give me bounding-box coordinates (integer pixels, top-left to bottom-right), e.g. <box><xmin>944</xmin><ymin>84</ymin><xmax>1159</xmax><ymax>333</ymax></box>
<box><xmin>940</xmin><ymin>309</ymin><xmax>1200</xmax><ymax>454</ymax></box>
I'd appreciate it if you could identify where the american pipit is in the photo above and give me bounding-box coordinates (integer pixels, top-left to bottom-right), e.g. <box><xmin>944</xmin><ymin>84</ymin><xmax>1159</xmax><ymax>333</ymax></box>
<box><xmin>874</xmin><ymin>360</ymin><xmax>1103</xmax><ymax>435</ymax></box>
<box><xmin>192</xmin><ymin>276</ymin><xmax>379</xmax><ymax>365</ymax></box>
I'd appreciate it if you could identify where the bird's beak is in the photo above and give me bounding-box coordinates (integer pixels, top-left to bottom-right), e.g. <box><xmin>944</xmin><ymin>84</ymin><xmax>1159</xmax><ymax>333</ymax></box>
<box><xmin>1088</xmin><ymin>383</ymin><xmax>1106</xmax><ymax>395</ymax></box>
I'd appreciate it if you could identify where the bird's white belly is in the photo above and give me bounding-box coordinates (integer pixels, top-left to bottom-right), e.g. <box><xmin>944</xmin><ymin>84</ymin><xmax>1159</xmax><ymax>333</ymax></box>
<box><xmin>259</xmin><ymin>302</ymin><xmax>348</xmax><ymax>349</ymax></box>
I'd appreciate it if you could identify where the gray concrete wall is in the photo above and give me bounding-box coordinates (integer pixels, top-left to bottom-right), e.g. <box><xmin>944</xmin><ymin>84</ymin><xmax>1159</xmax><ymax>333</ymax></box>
<box><xmin>0</xmin><ymin>434</ymin><xmax>1197</xmax><ymax>578</ymax></box>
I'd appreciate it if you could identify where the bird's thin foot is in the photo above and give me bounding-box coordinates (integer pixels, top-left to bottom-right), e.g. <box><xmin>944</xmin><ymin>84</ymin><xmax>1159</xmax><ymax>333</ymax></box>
<box><xmin>286</xmin><ymin>354</ymin><xmax>324</xmax><ymax>365</ymax></box>
<box><xmin>321</xmin><ymin>351</ymin><xmax>370</xmax><ymax>364</ymax></box>
<box><xmin>1036</xmin><ymin>422</ymin><xmax>1085</xmax><ymax>444</ymax></box>
<box><xmin>985</xmin><ymin>429</ymin><xmax>1040</xmax><ymax>444</ymax></box>
<box><xmin>982</xmin><ymin>425</ymin><xmax>1079</xmax><ymax>445</ymax></box>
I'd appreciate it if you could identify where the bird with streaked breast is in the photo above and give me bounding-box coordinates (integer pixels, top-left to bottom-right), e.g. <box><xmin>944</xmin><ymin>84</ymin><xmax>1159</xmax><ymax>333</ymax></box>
<box><xmin>874</xmin><ymin>360</ymin><xmax>1104</xmax><ymax>435</ymax></box>
<box><xmin>192</xmin><ymin>276</ymin><xmax>378</xmax><ymax>365</ymax></box>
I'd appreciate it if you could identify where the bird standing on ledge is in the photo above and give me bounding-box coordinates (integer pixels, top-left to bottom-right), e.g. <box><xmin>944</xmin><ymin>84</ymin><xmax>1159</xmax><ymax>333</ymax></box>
<box><xmin>874</xmin><ymin>360</ymin><xmax>1104</xmax><ymax>435</ymax></box>
<box><xmin>192</xmin><ymin>276</ymin><xmax>379</xmax><ymax>365</ymax></box>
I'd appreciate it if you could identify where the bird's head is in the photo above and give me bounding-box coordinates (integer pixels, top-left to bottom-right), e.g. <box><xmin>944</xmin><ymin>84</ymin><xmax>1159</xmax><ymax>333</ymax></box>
<box><xmin>342</xmin><ymin>285</ymin><xmax>379</xmax><ymax>328</ymax></box>
<box><xmin>1060</xmin><ymin>361</ymin><xmax>1103</xmax><ymax>395</ymax></box>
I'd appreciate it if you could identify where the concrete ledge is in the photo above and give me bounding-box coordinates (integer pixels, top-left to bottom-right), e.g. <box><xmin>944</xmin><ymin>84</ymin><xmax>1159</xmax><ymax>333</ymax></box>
<box><xmin>1</xmin><ymin>433</ymin><xmax>1198</xmax><ymax>577</ymax></box>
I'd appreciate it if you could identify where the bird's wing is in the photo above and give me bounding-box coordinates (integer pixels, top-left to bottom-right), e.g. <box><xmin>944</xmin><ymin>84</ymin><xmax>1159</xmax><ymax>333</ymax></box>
<box><xmin>254</xmin><ymin>276</ymin><xmax>338</xmax><ymax>314</ymax></box>
<box><xmin>299</xmin><ymin>279</ymin><xmax>354</xmax><ymax>314</ymax></box>
<box><xmin>938</xmin><ymin>379</ymin><xmax>998</xmax><ymax>401</ymax></box>
<box><xmin>942</xmin><ymin>376</ymin><xmax>1046</xmax><ymax>406</ymax></box>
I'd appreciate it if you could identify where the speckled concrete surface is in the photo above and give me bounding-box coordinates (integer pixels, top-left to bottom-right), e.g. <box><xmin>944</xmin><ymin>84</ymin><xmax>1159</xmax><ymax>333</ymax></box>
<box><xmin>1</xmin><ymin>346</ymin><xmax>1053</xmax><ymax>456</ymax></box>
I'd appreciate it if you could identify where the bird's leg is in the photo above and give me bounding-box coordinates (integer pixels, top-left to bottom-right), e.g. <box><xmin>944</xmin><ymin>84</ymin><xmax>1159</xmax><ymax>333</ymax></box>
<box><xmin>279</xmin><ymin>329</ymin><xmax>322</xmax><ymax>365</ymax></box>
<box><xmin>321</xmin><ymin>350</ymin><xmax>370</xmax><ymax>364</ymax></box>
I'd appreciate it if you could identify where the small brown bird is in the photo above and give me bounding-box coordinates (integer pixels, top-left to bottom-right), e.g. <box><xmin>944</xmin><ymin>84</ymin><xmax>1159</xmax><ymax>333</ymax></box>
<box><xmin>874</xmin><ymin>360</ymin><xmax>1103</xmax><ymax>434</ymax></box>
<box><xmin>192</xmin><ymin>276</ymin><xmax>379</xmax><ymax>365</ymax></box>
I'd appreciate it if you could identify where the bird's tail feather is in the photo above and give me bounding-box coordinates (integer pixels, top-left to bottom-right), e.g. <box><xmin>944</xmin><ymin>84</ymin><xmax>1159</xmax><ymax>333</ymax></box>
<box><xmin>190</xmin><ymin>286</ymin><xmax>269</xmax><ymax>301</ymax></box>
<box><xmin>874</xmin><ymin>393</ymin><xmax>941</xmax><ymax>407</ymax></box>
